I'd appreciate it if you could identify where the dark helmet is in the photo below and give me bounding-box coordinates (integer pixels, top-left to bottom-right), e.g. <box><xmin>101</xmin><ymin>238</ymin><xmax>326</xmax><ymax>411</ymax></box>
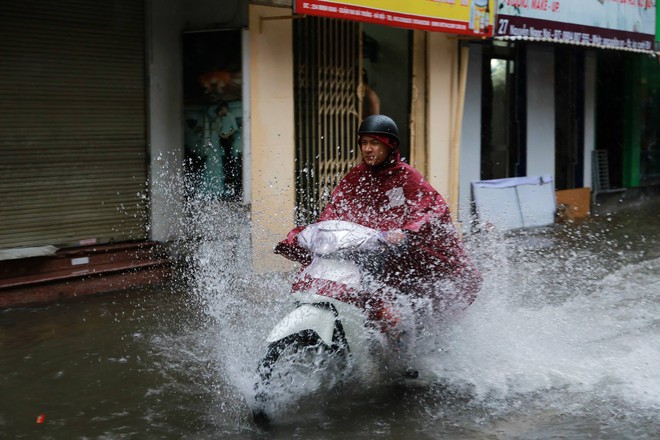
<box><xmin>358</xmin><ymin>115</ymin><xmax>400</xmax><ymax>146</ymax></box>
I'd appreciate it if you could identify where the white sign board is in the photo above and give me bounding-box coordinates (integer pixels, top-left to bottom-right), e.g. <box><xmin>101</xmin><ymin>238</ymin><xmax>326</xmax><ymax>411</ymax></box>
<box><xmin>472</xmin><ymin>175</ymin><xmax>556</xmax><ymax>231</ymax></box>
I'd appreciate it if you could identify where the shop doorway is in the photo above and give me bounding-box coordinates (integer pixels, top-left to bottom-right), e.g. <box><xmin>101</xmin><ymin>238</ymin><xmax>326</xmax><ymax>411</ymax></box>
<box><xmin>639</xmin><ymin>57</ymin><xmax>660</xmax><ymax>186</ymax></box>
<box><xmin>362</xmin><ymin>23</ymin><xmax>411</xmax><ymax>161</ymax></box>
<box><xmin>293</xmin><ymin>17</ymin><xmax>411</xmax><ymax>224</ymax></box>
<box><xmin>595</xmin><ymin>51</ymin><xmax>626</xmax><ymax>189</ymax></box>
<box><xmin>182</xmin><ymin>30</ymin><xmax>243</xmax><ymax>201</ymax></box>
<box><xmin>554</xmin><ymin>45</ymin><xmax>585</xmax><ymax>190</ymax></box>
<box><xmin>480</xmin><ymin>43</ymin><xmax>525</xmax><ymax>180</ymax></box>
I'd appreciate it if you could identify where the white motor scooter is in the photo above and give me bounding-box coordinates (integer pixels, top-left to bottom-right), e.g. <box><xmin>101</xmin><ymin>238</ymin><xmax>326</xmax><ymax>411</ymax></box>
<box><xmin>252</xmin><ymin>220</ymin><xmax>416</xmax><ymax>425</ymax></box>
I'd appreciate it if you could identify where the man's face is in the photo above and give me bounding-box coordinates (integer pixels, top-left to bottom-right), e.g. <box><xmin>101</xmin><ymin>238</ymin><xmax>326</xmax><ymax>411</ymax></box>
<box><xmin>359</xmin><ymin>135</ymin><xmax>389</xmax><ymax>167</ymax></box>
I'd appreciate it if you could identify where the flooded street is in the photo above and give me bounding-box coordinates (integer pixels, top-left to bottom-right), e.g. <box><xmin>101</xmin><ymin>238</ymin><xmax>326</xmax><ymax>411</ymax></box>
<box><xmin>1</xmin><ymin>196</ymin><xmax>659</xmax><ymax>439</ymax></box>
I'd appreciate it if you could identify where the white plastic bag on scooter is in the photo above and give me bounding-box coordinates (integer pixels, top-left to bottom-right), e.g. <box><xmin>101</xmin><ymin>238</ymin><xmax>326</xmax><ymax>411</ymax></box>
<box><xmin>252</xmin><ymin>220</ymin><xmax>415</xmax><ymax>425</ymax></box>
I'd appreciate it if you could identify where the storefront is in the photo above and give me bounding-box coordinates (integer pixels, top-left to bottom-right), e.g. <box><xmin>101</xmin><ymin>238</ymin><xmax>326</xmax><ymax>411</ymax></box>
<box><xmin>249</xmin><ymin>0</ymin><xmax>498</xmax><ymax>269</ymax></box>
<box><xmin>457</xmin><ymin>0</ymin><xmax>657</xmax><ymax>228</ymax></box>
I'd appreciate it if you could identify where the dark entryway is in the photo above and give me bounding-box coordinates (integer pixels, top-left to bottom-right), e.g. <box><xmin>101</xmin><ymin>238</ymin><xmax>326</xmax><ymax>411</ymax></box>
<box><xmin>480</xmin><ymin>42</ymin><xmax>526</xmax><ymax>180</ymax></box>
<box><xmin>554</xmin><ymin>45</ymin><xmax>585</xmax><ymax>190</ymax></box>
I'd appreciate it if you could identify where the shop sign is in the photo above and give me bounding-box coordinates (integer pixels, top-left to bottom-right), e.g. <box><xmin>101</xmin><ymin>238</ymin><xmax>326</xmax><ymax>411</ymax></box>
<box><xmin>495</xmin><ymin>0</ymin><xmax>656</xmax><ymax>53</ymax></box>
<box><xmin>294</xmin><ymin>0</ymin><xmax>495</xmax><ymax>37</ymax></box>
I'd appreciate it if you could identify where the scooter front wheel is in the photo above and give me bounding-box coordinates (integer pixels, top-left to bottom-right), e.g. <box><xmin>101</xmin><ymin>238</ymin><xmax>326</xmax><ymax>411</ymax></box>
<box><xmin>252</xmin><ymin>329</ymin><xmax>347</xmax><ymax>426</ymax></box>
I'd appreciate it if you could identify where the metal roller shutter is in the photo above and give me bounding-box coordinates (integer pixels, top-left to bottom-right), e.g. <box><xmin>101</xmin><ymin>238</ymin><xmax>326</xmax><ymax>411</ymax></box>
<box><xmin>0</xmin><ymin>0</ymin><xmax>147</xmax><ymax>250</ymax></box>
<box><xmin>293</xmin><ymin>16</ymin><xmax>361</xmax><ymax>224</ymax></box>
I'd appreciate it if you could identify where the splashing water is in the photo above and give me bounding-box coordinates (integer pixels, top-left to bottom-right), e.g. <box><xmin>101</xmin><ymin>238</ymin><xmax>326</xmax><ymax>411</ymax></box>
<box><xmin>162</xmin><ymin>156</ymin><xmax>659</xmax><ymax>438</ymax></box>
<box><xmin>3</xmin><ymin>154</ymin><xmax>656</xmax><ymax>438</ymax></box>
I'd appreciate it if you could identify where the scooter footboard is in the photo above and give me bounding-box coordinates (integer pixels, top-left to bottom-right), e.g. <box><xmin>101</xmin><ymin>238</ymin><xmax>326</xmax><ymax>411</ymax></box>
<box><xmin>266</xmin><ymin>304</ymin><xmax>337</xmax><ymax>346</ymax></box>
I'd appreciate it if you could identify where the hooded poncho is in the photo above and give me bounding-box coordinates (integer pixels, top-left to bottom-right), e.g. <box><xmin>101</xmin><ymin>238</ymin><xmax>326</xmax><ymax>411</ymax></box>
<box><xmin>275</xmin><ymin>150</ymin><xmax>482</xmax><ymax>307</ymax></box>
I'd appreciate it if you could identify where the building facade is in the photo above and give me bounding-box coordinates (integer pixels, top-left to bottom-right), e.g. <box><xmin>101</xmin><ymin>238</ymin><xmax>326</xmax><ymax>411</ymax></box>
<box><xmin>1</xmin><ymin>0</ymin><xmax>657</xmax><ymax>306</ymax></box>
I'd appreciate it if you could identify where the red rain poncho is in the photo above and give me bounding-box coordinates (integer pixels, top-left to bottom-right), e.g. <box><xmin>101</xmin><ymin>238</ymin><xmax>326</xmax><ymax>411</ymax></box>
<box><xmin>275</xmin><ymin>150</ymin><xmax>482</xmax><ymax>308</ymax></box>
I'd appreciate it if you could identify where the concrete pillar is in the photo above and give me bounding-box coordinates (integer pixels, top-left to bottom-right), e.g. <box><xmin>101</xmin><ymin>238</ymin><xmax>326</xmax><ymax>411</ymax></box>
<box><xmin>248</xmin><ymin>5</ymin><xmax>297</xmax><ymax>272</ymax></box>
<box><xmin>427</xmin><ymin>32</ymin><xmax>459</xmax><ymax>211</ymax></box>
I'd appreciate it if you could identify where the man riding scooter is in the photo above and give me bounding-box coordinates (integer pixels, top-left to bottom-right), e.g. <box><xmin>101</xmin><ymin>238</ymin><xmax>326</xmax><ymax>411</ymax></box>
<box><xmin>275</xmin><ymin>114</ymin><xmax>482</xmax><ymax>322</ymax></box>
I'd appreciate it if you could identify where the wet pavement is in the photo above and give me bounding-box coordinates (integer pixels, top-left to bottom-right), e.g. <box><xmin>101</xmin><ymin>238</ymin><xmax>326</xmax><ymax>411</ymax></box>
<box><xmin>1</xmin><ymin>195</ymin><xmax>658</xmax><ymax>439</ymax></box>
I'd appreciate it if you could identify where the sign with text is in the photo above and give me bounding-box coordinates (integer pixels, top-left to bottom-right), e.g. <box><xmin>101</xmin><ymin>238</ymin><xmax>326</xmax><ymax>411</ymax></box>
<box><xmin>495</xmin><ymin>0</ymin><xmax>656</xmax><ymax>53</ymax></box>
<box><xmin>294</xmin><ymin>0</ymin><xmax>495</xmax><ymax>37</ymax></box>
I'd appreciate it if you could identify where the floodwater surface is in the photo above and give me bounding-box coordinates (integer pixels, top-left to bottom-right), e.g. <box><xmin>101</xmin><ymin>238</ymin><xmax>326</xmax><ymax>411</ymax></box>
<box><xmin>1</xmin><ymin>196</ymin><xmax>658</xmax><ymax>439</ymax></box>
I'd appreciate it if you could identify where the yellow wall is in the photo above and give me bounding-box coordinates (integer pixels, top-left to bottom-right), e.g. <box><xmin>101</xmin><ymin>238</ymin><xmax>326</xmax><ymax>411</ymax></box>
<box><xmin>249</xmin><ymin>5</ymin><xmax>297</xmax><ymax>272</ymax></box>
<box><xmin>426</xmin><ymin>33</ymin><xmax>459</xmax><ymax>211</ymax></box>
